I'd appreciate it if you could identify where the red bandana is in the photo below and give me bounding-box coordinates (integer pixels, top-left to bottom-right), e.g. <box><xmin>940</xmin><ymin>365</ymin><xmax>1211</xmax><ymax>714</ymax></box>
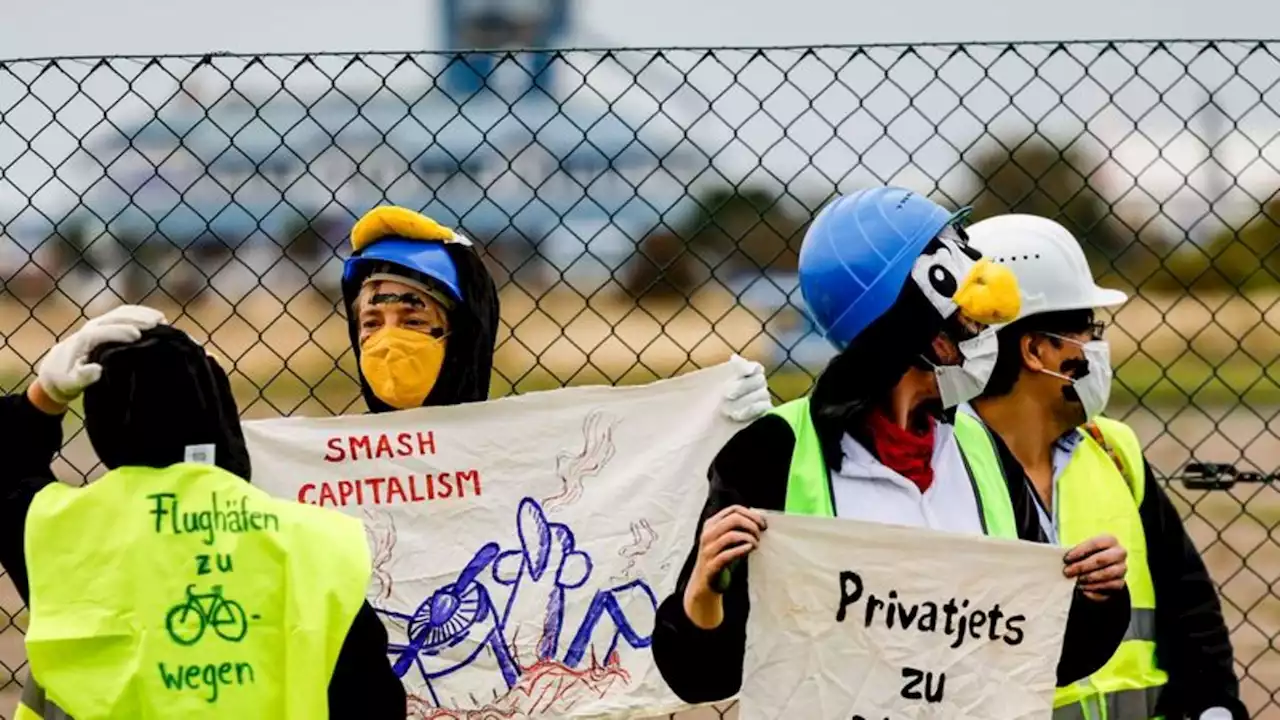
<box><xmin>865</xmin><ymin>408</ymin><xmax>937</xmax><ymax>493</ymax></box>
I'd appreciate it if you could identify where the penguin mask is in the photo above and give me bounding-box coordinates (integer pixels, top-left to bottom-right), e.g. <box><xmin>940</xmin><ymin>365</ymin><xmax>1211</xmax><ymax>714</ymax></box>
<box><xmin>909</xmin><ymin>225</ymin><xmax>1020</xmax><ymax>408</ymax></box>
<box><xmin>909</xmin><ymin>224</ymin><xmax>1020</xmax><ymax>329</ymax></box>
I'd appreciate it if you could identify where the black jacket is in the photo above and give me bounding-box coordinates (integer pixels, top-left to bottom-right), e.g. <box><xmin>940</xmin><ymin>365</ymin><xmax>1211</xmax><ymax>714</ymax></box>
<box><xmin>1132</xmin><ymin>457</ymin><xmax>1244</xmax><ymax>718</ymax></box>
<box><xmin>0</xmin><ymin>354</ymin><xmax>406</xmax><ymax>718</ymax></box>
<box><xmin>651</xmin><ymin>405</ymin><xmax>1133</xmax><ymax>705</ymax></box>
<box><xmin>987</xmin><ymin>425</ymin><xmax>1245</xmax><ymax>719</ymax></box>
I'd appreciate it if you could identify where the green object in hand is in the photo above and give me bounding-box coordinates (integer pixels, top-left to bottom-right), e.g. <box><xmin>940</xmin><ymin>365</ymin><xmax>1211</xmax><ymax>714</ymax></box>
<box><xmin>712</xmin><ymin>560</ymin><xmax>740</xmax><ymax>594</ymax></box>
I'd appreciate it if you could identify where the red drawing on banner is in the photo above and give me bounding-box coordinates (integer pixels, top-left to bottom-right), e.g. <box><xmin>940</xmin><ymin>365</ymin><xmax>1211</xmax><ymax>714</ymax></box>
<box><xmin>611</xmin><ymin>519</ymin><xmax>658</xmax><ymax>582</ymax></box>
<box><xmin>364</xmin><ymin>508</ymin><xmax>398</xmax><ymax>602</ymax></box>
<box><xmin>542</xmin><ymin>410</ymin><xmax>620</xmax><ymax>512</ymax></box>
<box><xmin>411</xmin><ymin>649</ymin><xmax>630</xmax><ymax>719</ymax></box>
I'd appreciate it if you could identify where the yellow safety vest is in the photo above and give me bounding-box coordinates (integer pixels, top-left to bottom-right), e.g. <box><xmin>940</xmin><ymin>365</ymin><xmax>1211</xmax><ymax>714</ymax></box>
<box><xmin>22</xmin><ymin>463</ymin><xmax>373</xmax><ymax>720</ymax></box>
<box><xmin>1052</xmin><ymin>416</ymin><xmax>1168</xmax><ymax>720</ymax></box>
<box><xmin>14</xmin><ymin>673</ymin><xmax>70</xmax><ymax>720</ymax></box>
<box><xmin>953</xmin><ymin>413</ymin><xmax>1167</xmax><ymax>719</ymax></box>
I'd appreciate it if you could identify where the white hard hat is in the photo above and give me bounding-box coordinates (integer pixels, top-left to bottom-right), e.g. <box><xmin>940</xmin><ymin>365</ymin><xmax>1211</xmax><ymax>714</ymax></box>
<box><xmin>965</xmin><ymin>214</ymin><xmax>1128</xmax><ymax>320</ymax></box>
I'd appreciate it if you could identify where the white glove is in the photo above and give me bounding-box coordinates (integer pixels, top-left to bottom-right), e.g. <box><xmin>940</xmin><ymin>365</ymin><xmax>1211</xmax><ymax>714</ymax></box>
<box><xmin>36</xmin><ymin>305</ymin><xmax>168</xmax><ymax>405</ymax></box>
<box><xmin>1200</xmin><ymin>708</ymin><xmax>1232</xmax><ymax>720</ymax></box>
<box><xmin>722</xmin><ymin>354</ymin><xmax>773</xmax><ymax>423</ymax></box>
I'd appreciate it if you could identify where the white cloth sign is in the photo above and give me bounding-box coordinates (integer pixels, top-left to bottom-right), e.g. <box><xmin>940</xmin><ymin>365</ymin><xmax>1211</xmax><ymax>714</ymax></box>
<box><xmin>741</xmin><ymin>513</ymin><xmax>1075</xmax><ymax>720</ymax></box>
<box><xmin>242</xmin><ymin>363</ymin><xmax>742</xmax><ymax>719</ymax></box>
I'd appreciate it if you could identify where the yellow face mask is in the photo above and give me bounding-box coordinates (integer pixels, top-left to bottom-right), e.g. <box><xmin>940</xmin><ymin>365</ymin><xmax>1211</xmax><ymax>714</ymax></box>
<box><xmin>359</xmin><ymin>327</ymin><xmax>447</xmax><ymax>410</ymax></box>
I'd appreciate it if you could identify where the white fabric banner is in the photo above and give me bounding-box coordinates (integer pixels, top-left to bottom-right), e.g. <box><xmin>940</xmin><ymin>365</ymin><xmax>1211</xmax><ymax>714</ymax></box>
<box><xmin>242</xmin><ymin>363</ymin><xmax>741</xmax><ymax>719</ymax></box>
<box><xmin>740</xmin><ymin>512</ymin><xmax>1075</xmax><ymax>720</ymax></box>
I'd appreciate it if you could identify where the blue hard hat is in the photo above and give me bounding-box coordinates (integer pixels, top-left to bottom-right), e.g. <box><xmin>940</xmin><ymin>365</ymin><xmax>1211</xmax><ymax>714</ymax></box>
<box><xmin>799</xmin><ymin>187</ymin><xmax>966</xmax><ymax>350</ymax></box>
<box><xmin>342</xmin><ymin>236</ymin><xmax>462</xmax><ymax>305</ymax></box>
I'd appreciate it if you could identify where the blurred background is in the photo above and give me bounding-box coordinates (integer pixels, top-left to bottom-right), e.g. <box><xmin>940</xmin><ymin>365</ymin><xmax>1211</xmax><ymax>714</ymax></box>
<box><xmin>4</xmin><ymin>1</ymin><xmax>1280</xmax><ymax>718</ymax></box>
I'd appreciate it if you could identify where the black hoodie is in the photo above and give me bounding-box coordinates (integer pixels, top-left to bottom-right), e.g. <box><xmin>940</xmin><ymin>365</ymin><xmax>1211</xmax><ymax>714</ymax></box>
<box><xmin>82</xmin><ymin>325</ymin><xmax>252</xmax><ymax>481</ymax></box>
<box><xmin>649</xmin><ymin>281</ymin><xmax>1133</xmax><ymax>705</ymax></box>
<box><xmin>347</xmin><ymin>243</ymin><xmax>501</xmax><ymax>413</ymax></box>
<box><xmin>0</xmin><ymin>326</ymin><xmax>406</xmax><ymax>719</ymax></box>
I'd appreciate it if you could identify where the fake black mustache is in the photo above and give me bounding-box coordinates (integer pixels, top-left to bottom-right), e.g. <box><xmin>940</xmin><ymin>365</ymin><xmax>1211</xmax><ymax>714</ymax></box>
<box><xmin>1059</xmin><ymin>356</ymin><xmax>1090</xmax><ymax>404</ymax></box>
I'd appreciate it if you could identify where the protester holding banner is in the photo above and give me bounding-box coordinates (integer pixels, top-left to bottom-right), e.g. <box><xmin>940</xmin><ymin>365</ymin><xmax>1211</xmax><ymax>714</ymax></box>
<box><xmin>0</xmin><ymin>312</ymin><xmax>405</xmax><ymax>718</ymax></box>
<box><xmin>341</xmin><ymin>204</ymin><xmax>775</xmax><ymax>419</ymax></box>
<box><xmin>651</xmin><ymin>187</ymin><xmax>1133</xmax><ymax>704</ymax></box>
<box><xmin>964</xmin><ymin>214</ymin><xmax>1246</xmax><ymax>720</ymax></box>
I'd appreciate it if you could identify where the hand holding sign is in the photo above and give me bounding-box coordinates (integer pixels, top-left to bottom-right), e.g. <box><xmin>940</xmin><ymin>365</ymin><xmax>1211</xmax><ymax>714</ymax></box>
<box><xmin>682</xmin><ymin>505</ymin><xmax>767</xmax><ymax>630</ymax></box>
<box><xmin>1064</xmin><ymin>534</ymin><xmax>1128</xmax><ymax>602</ymax></box>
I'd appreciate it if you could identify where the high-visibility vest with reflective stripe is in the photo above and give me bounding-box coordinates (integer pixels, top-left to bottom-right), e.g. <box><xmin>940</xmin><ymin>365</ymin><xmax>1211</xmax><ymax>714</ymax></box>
<box><xmin>1052</xmin><ymin>416</ymin><xmax>1167</xmax><ymax>719</ymax></box>
<box><xmin>23</xmin><ymin>463</ymin><xmax>373</xmax><ymax>720</ymax></box>
<box><xmin>15</xmin><ymin>672</ymin><xmax>72</xmax><ymax>720</ymax></box>
<box><xmin>954</xmin><ymin>412</ymin><xmax>1168</xmax><ymax>719</ymax></box>
<box><xmin>768</xmin><ymin>398</ymin><xmax>1018</xmax><ymax>538</ymax></box>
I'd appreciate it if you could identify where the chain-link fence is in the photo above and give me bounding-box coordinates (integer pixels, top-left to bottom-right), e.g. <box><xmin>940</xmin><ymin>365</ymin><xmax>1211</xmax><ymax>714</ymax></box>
<box><xmin>2</xmin><ymin>40</ymin><xmax>1280</xmax><ymax>718</ymax></box>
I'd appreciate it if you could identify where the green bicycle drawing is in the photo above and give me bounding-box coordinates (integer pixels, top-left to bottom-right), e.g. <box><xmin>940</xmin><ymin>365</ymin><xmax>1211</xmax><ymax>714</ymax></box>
<box><xmin>165</xmin><ymin>584</ymin><xmax>249</xmax><ymax>646</ymax></box>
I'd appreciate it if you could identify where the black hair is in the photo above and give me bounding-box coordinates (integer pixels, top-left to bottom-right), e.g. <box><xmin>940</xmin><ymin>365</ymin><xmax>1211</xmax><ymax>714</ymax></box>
<box><xmin>981</xmin><ymin>308</ymin><xmax>1096</xmax><ymax>398</ymax></box>
<box><xmin>811</xmin><ymin>278</ymin><xmax>947</xmax><ymax>424</ymax></box>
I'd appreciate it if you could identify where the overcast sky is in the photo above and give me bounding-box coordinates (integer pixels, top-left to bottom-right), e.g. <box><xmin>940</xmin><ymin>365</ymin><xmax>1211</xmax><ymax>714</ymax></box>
<box><xmin>2</xmin><ymin>0</ymin><xmax>1278</xmax><ymax>60</ymax></box>
<box><xmin>3</xmin><ymin>0</ymin><xmax>1276</xmax><ymax>255</ymax></box>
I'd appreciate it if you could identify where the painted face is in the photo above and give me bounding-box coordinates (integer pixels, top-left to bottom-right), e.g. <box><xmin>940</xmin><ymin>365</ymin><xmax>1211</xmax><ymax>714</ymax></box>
<box><xmin>355</xmin><ymin>279</ymin><xmax>453</xmax><ymax>410</ymax></box>
<box><xmin>356</xmin><ymin>280</ymin><xmax>451</xmax><ymax>346</ymax></box>
<box><xmin>1033</xmin><ymin>318</ymin><xmax>1111</xmax><ymax>425</ymax></box>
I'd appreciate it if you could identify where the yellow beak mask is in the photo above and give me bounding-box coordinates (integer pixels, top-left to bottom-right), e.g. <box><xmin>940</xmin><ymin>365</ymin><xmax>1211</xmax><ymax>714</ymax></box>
<box><xmin>359</xmin><ymin>327</ymin><xmax>447</xmax><ymax>410</ymax></box>
<box><xmin>908</xmin><ymin>226</ymin><xmax>1021</xmax><ymax>326</ymax></box>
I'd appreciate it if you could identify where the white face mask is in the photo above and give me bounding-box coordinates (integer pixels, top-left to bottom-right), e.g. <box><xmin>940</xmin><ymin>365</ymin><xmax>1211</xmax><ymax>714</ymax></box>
<box><xmin>1040</xmin><ymin>336</ymin><xmax>1113</xmax><ymax>421</ymax></box>
<box><xmin>922</xmin><ymin>328</ymin><xmax>1000</xmax><ymax>409</ymax></box>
